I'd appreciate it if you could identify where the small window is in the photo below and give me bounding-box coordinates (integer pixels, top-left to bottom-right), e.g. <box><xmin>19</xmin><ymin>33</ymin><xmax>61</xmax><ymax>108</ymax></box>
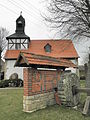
<box><xmin>44</xmin><ymin>44</ymin><xmax>51</xmax><ymax>53</ymax></box>
<box><xmin>18</xmin><ymin>21</ymin><xmax>22</xmax><ymax>27</ymax></box>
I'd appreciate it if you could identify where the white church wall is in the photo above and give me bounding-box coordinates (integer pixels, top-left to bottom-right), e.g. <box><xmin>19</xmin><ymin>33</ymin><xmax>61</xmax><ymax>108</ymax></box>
<box><xmin>5</xmin><ymin>60</ymin><xmax>23</xmax><ymax>80</ymax></box>
<box><xmin>65</xmin><ymin>58</ymin><xmax>79</xmax><ymax>76</ymax></box>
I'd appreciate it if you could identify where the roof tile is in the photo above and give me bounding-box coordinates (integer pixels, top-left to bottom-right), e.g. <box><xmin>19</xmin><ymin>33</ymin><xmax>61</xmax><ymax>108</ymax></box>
<box><xmin>4</xmin><ymin>39</ymin><xmax>79</xmax><ymax>59</ymax></box>
<box><xmin>15</xmin><ymin>52</ymin><xmax>77</xmax><ymax>68</ymax></box>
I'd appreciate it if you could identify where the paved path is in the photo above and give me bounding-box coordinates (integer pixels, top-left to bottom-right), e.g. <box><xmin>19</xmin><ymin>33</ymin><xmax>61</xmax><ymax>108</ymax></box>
<box><xmin>0</xmin><ymin>87</ymin><xmax>23</xmax><ymax>90</ymax></box>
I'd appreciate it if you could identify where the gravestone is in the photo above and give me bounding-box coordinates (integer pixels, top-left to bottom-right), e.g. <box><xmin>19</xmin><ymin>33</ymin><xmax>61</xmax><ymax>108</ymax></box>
<box><xmin>9</xmin><ymin>73</ymin><xmax>18</xmax><ymax>80</ymax></box>
<box><xmin>82</xmin><ymin>96</ymin><xmax>90</xmax><ymax>115</ymax></box>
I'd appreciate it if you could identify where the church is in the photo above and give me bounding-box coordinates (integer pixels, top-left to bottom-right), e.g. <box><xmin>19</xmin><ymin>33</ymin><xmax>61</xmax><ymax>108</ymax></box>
<box><xmin>4</xmin><ymin>14</ymin><xmax>79</xmax><ymax>80</ymax></box>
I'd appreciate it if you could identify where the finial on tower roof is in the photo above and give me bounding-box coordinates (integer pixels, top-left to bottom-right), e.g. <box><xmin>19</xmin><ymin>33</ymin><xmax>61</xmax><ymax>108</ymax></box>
<box><xmin>20</xmin><ymin>11</ymin><xmax>22</xmax><ymax>16</ymax></box>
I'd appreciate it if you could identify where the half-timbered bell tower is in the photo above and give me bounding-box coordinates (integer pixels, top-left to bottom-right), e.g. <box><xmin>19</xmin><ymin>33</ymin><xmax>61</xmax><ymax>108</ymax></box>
<box><xmin>6</xmin><ymin>13</ymin><xmax>30</xmax><ymax>50</ymax></box>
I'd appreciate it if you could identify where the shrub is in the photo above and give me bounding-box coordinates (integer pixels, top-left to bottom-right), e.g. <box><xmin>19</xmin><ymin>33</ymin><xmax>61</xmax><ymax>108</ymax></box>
<box><xmin>0</xmin><ymin>79</ymin><xmax>23</xmax><ymax>88</ymax></box>
<box><xmin>0</xmin><ymin>81</ymin><xmax>5</xmax><ymax>88</ymax></box>
<box><xmin>9</xmin><ymin>79</ymin><xmax>23</xmax><ymax>87</ymax></box>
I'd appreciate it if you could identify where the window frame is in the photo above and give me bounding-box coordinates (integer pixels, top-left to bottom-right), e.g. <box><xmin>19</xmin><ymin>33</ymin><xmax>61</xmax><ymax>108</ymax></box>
<box><xmin>44</xmin><ymin>44</ymin><xmax>51</xmax><ymax>53</ymax></box>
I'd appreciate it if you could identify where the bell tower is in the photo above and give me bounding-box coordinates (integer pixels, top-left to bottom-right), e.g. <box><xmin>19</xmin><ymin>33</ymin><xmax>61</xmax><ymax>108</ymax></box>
<box><xmin>6</xmin><ymin>12</ymin><xmax>30</xmax><ymax>50</ymax></box>
<box><xmin>16</xmin><ymin>12</ymin><xmax>25</xmax><ymax>33</ymax></box>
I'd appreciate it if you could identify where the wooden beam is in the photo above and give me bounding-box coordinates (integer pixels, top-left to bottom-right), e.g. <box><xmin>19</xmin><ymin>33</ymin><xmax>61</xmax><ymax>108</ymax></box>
<box><xmin>76</xmin><ymin>88</ymin><xmax>90</xmax><ymax>93</ymax></box>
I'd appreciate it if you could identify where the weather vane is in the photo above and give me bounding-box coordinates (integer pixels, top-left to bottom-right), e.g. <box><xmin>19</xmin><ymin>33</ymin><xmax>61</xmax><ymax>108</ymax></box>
<box><xmin>20</xmin><ymin>11</ymin><xmax>22</xmax><ymax>16</ymax></box>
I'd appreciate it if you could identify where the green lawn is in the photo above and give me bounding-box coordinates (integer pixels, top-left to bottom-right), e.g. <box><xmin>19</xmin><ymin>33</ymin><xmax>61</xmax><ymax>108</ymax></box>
<box><xmin>0</xmin><ymin>81</ymin><xmax>90</xmax><ymax>120</ymax></box>
<box><xmin>80</xmin><ymin>80</ymin><xmax>86</xmax><ymax>88</ymax></box>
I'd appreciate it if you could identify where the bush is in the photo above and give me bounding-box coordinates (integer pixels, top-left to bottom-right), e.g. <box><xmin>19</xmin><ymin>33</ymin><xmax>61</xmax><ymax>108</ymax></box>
<box><xmin>0</xmin><ymin>79</ymin><xmax>23</xmax><ymax>88</ymax></box>
<box><xmin>9</xmin><ymin>79</ymin><xmax>23</xmax><ymax>87</ymax></box>
<box><xmin>0</xmin><ymin>81</ymin><xmax>5</xmax><ymax>88</ymax></box>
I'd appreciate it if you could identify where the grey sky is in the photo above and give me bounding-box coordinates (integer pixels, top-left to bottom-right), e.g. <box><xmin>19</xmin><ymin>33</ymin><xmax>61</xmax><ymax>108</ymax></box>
<box><xmin>0</xmin><ymin>0</ymin><xmax>89</xmax><ymax>65</ymax></box>
<box><xmin>0</xmin><ymin>0</ymin><xmax>51</xmax><ymax>39</ymax></box>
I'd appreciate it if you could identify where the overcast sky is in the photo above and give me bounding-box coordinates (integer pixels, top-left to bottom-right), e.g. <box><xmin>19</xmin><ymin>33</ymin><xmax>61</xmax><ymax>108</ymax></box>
<box><xmin>0</xmin><ymin>0</ymin><xmax>52</xmax><ymax>39</ymax></box>
<box><xmin>0</xmin><ymin>0</ymin><xmax>89</xmax><ymax>65</ymax></box>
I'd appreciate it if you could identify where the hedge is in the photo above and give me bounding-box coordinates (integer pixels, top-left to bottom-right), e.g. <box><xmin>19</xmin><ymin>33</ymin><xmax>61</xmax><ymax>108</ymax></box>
<box><xmin>0</xmin><ymin>79</ymin><xmax>23</xmax><ymax>88</ymax></box>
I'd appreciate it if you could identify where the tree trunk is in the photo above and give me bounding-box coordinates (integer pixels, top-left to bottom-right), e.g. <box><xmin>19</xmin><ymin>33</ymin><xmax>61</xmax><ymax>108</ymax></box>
<box><xmin>0</xmin><ymin>51</ymin><xmax>1</xmax><ymax>80</ymax></box>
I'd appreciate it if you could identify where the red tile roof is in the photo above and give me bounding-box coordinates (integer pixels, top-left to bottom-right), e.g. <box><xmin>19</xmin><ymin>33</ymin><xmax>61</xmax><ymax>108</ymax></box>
<box><xmin>4</xmin><ymin>39</ymin><xmax>79</xmax><ymax>59</ymax></box>
<box><xmin>15</xmin><ymin>52</ymin><xmax>77</xmax><ymax>68</ymax></box>
<box><xmin>4</xmin><ymin>50</ymin><xmax>28</xmax><ymax>59</ymax></box>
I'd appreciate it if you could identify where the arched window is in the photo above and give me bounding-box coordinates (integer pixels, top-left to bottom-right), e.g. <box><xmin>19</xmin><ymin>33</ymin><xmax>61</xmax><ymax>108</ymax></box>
<box><xmin>17</xmin><ymin>21</ymin><xmax>22</xmax><ymax>27</ymax></box>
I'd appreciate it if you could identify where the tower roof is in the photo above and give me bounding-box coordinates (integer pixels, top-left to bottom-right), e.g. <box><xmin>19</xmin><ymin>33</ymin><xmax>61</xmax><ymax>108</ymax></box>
<box><xmin>6</xmin><ymin>32</ymin><xmax>30</xmax><ymax>40</ymax></box>
<box><xmin>6</xmin><ymin>14</ymin><xmax>30</xmax><ymax>40</ymax></box>
<box><xmin>16</xmin><ymin>14</ymin><xmax>25</xmax><ymax>24</ymax></box>
<box><xmin>16</xmin><ymin>14</ymin><xmax>25</xmax><ymax>33</ymax></box>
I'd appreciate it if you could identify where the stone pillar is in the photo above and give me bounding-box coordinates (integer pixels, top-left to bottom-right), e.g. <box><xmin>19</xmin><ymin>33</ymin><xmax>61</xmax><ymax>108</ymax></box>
<box><xmin>86</xmin><ymin>54</ymin><xmax>90</xmax><ymax>96</ymax></box>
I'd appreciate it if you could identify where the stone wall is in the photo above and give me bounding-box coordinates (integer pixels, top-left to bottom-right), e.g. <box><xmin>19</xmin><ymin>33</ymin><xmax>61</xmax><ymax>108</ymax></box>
<box><xmin>23</xmin><ymin>68</ymin><xmax>61</xmax><ymax>112</ymax></box>
<box><xmin>23</xmin><ymin>92</ymin><xmax>56</xmax><ymax>113</ymax></box>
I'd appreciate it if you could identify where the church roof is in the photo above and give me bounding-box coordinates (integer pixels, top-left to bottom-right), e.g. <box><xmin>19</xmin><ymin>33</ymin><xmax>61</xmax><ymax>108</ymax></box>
<box><xmin>4</xmin><ymin>39</ymin><xmax>79</xmax><ymax>60</ymax></box>
<box><xmin>28</xmin><ymin>40</ymin><xmax>78</xmax><ymax>58</ymax></box>
<box><xmin>14</xmin><ymin>52</ymin><xmax>77</xmax><ymax>68</ymax></box>
<box><xmin>4</xmin><ymin>50</ymin><xmax>27</xmax><ymax>59</ymax></box>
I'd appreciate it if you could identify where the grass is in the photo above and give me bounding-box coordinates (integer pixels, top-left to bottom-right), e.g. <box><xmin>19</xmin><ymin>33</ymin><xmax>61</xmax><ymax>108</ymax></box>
<box><xmin>80</xmin><ymin>80</ymin><xmax>86</xmax><ymax>88</ymax></box>
<box><xmin>0</xmin><ymin>81</ymin><xmax>90</xmax><ymax>120</ymax></box>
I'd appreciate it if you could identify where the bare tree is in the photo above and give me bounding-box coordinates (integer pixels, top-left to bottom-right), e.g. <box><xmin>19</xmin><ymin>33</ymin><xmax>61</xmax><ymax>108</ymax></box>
<box><xmin>83</xmin><ymin>47</ymin><xmax>90</xmax><ymax>63</ymax></box>
<box><xmin>0</xmin><ymin>27</ymin><xmax>8</xmax><ymax>52</ymax></box>
<box><xmin>0</xmin><ymin>27</ymin><xmax>8</xmax><ymax>74</ymax></box>
<box><xmin>43</xmin><ymin>0</ymin><xmax>90</xmax><ymax>39</ymax></box>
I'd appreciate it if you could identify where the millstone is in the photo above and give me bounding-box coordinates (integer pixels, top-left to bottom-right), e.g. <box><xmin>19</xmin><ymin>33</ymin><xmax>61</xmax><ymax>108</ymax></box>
<box><xmin>58</xmin><ymin>73</ymin><xmax>80</xmax><ymax>107</ymax></box>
